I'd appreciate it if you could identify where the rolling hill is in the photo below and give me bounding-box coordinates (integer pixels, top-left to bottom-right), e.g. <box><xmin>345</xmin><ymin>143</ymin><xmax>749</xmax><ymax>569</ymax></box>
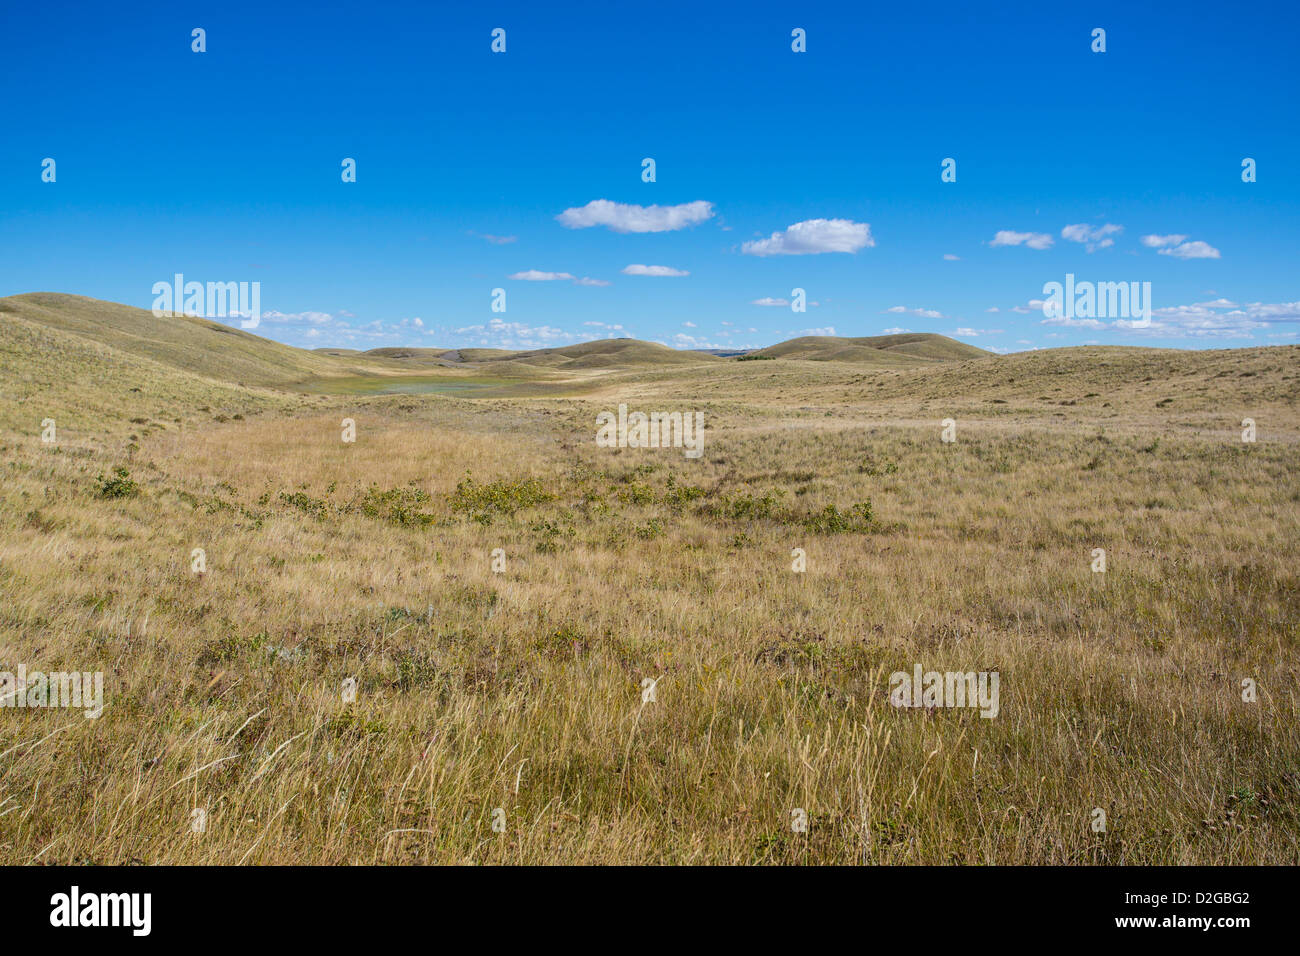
<box><xmin>2</xmin><ymin>295</ymin><xmax>995</xmax><ymax>391</ymax></box>
<box><xmin>323</xmin><ymin>339</ymin><xmax>722</xmax><ymax>370</ymax></box>
<box><xmin>748</xmin><ymin>333</ymin><xmax>989</xmax><ymax>363</ymax></box>
<box><xmin>0</xmin><ymin>292</ymin><xmax>351</xmax><ymax>388</ymax></box>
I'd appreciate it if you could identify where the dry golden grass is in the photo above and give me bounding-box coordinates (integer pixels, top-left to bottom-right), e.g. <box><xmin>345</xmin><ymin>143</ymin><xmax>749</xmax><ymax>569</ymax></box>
<box><xmin>1</xmin><ymin>320</ymin><xmax>1297</xmax><ymax>864</ymax></box>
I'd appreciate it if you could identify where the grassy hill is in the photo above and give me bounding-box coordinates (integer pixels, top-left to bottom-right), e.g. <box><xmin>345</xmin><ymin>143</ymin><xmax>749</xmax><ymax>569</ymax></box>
<box><xmin>489</xmin><ymin>338</ymin><xmax>721</xmax><ymax>369</ymax></box>
<box><xmin>750</xmin><ymin>332</ymin><xmax>989</xmax><ymax>363</ymax></box>
<box><xmin>0</xmin><ymin>296</ymin><xmax>297</xmax><ymax>440</ymax></box>
<box><xmin>7</xmin><ymin>294</ymin><xmax>1295</xmax><ymax>416</ymax></box>
<box><xmin>316</xmin><ymin>340</ymin><xmax>720</xmax><ymax>370</ymax></box>
<box><xmin>0</xmin><ymin>292</ymin><xmax>354</xmax><ymax>388</ymax></box>
<box><xmin>4</xmin><ymin>295</ymin><xmax>984</xmax><ymax>389</ymax></box>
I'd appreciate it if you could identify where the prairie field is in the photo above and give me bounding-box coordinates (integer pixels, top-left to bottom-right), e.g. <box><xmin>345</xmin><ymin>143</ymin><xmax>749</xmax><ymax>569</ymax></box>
<box><xmin>1</xmin><ymin>296</ymin><xmax>1298</xmax><ymax>864</ymax></box>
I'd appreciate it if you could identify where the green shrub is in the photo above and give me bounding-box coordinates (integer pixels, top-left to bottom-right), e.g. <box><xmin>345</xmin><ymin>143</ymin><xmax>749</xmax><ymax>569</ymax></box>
<box><xmin>359</xmin><ymin>485</ymin><xmax>434</xmax><ymax>527</ymax></box>
<box><xmin>450</xmin><ymin>474</ymin><xmax>553</xmax><ymax>519</ymax></box>
<box><xmin>802</xmin><ymin>501</ymin><xmax>873</xmax><ymax>534</ymax></box>
<box><xmin>95</xmin><ymin>467</ymin><xmax>138</xmax><ymax>499</ymax></box>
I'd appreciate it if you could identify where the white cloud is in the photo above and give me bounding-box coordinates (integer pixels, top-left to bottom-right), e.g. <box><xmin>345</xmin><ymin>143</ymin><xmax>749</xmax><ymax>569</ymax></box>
<box><xmin>682</xmin><ymin>321</ymin><xmax>697</xmax><ymax>328</ymax></box>
<box><xmin>1010</xmin><ymin>299</ymin><xmax>1048</xmax><ymax>314</ymax></box>
<box><xmin>1159</xmin><ymin>240</ymin><xmax>1221</xmax><ymax>259</ymax></box>
<box><xmin>1141</xmin><ymin>234</ymin><xmax>1187</xmax><ymax>248</ymax></box>
<box><xmin>1041</xmin><ymin>298</ymin><xmax>1300</xmax><ymax>338</ymax></box>
<box><xmin>509</xmin><ymin>270</ymin><xmax>574</xmax><ymax>281</ymax></box>
<box><xmin>452</xmin><ymin>317</ymin><xmax>576</xmax><ymax>349</ymax></box>
<box><xmin>508</xmin><ymin>270</ymin><xmax>609</xmax><ymax>286</ymax></box>
<box><xmin>672</xmin><ymin>332</ymin><xmax>728</xmax><ymax>349</ymax></box>
<box><xmin>881</xmin><ymin>326</ymin><xmax>912</xmax><ymax>334</ymax></box>
<box><xmin>990</xmin><ymin>230</ymin><xmax>1053</xmax><ymax>250</ymax></box>
<box><xmin>1140</xmin><ymin>233</ymin><xmax>1221</xmax><ymax>258</ymax></box>
<box><xmin>470</xmin><ymin>231</ymin><xmax>517</xmax><ymax>244</ymax></box>
<box><xmin>1040</xmin><ymin>314</ymin><xmax>1106</xmax><ymax>330</ymax></box>
<box><xmin>943</xmin><ymin>254</ymin><xmax>961</xmax><ymax>261</ymax></box>
<box><xmin>742</xmin><ymin>218</ymin><xmax>874</xmax><ymax>256</ymax></box>
<box><xmin>556</xmin><ymin>199</ymin><xmax>714</xmax><ymax>233</ymax></box>
<box><xmin>985</xmin><ymin>307</ymin><xmax>1000</xmax><ymax>313</ymax></box>
<box><xmin>621</xmin><ymin>264</ymin><xmax>689</xmax><ymax>277</ymax></box>
<box><xmin>752</xmin><ymin>297</ymin><xmax>790</xmax><ymax>306</ymax></box>
<box><xmin>953</xmin><ymin>327</ymin><xmax>1003</xmax><ymax>337</ymax></box>
<box><xmin>1061</xmin><ymin>223</ymin><xmax>1122</xmax><ymax>252</ymax></box>
<box><xmin>262</xmin><ymin>310</ymin><xmax>333</xmax><ymax>325</ymax></box>
<box><xmin>885</xmin><ymin>305</ymin><xmax>944</xmax><ymax>319</ymax></box>
<box><xmin>797</xmin><ymin>327</ymin><xmax>837</xmax><ymax>337</ymax></box>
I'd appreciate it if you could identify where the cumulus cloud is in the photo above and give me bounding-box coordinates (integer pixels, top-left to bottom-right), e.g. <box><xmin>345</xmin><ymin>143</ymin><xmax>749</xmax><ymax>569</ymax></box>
<box><xmin>990</xmin><ymin>230</ymin><xmax>1054</xmax><ymax>250</ymax></box>
<box><xmin>881</xmin><ymin>326</ymin><xmax>912</xmax><ymax>334</ymax></box>
<box><xmin>943</xmin><ymin>254</ymin><xmax>961</xmax><ymax>261</ymax></box>
<box><xmin>452</xmin><ymin>317</ymin><xmax>576</xmax><ymax>349</ymax></box>
<box><xmin>508</xmin><ymin>270</ymin><xmax>609</xmax><ymax>286</ymax></box>
<box><xmin>262</xmin><ymin>310</ymin><xmax>333</xmax><ymax>325</ymax></box>
<box><xmin>508</xmin><ymin>270</ymin><xmax>574</xmax><ymax>281</ymax></box>
<box><xmin>885</xmin><ymin>305</ymin><xmax>944</xmax><ymax>319</ymax></box>
<box><xmin>1041</xmin><ymin>298</ymin><xmax>1300</xmax><ymax>337</ymax></box>
<box><xmin>742</xmin><ymin>218</ymin><xmax>874</xmax><ymax>256</ymax></box>
<box><xmin>621</xmin><ymin>264</ymin><xmax>689</xmax><ymax>277</ymax></box>
<box><xmin>1061</xmin><ymin>223</ymin><xmax>1122</xmax><ymax>252</ymax></box>
<box><xmin>1140</xmin><ymin>234</ymin><xmax>1187</xmax><ymax>248</ymax></box>
<box><xmin>1010</xmin><ymin>299</ymin><xmax>1049</xmax><ymax>314</ymax></box>
<box><xmin>751</xmin><ymin>297</ymin><xmax>790</xmax><ymax>306</ymax></box>
<box><xmin>556</xmin><ymin>199</ymin><xmax>714</xmax><ymax>233</ymax></box>
<box><xmin>953</xmin><ymin>327</ymin><xmax>1003</xmax><ymax>337</ymax></box>
<box><xmin>1040</xmin><ymin>314</ymin><xmax>1106</xmax><ymax>330</ymax></box>
<box><xmin>1161</xmin><ymin>240</ymin><xmax>1220</xmax><ymax>259</ymax></box>
<box><xmin>470</xmin><ymin>231</ymin><xmax>517</xmax><ymax>244</ymax></box>
<box><xmin>796</xmin><ymin>327</ymin><xmax>837</xmax><ymax>337</ymax></box>
<box><xmin>1140</xmin><ymin>234</ymin><xmax>1221</xmax><ymax>259</ymax></box>
<box><xmin>672</xmin><ymin>332</ymin><xmax>729</xmax><ymax>349</ymax></box>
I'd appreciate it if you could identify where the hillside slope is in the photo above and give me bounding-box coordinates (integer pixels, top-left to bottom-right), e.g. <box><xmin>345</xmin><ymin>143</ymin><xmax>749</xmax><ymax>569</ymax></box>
<box><xmin>484</xmin><ymin>338</ymin><xmax>721</xmax><ymax>369</ymax></box>
<box><xmin>0</xmin><ymin>292</ymin><xmax>355</xmax><ymax>388</ymax></box>
<box><xmin>752</xmin><ymin>333</ymin><xmax>988</xmax><ymax>363</ymax></box>
<box><xmin>0</xmin><ymin>299</ymin><xmax>289</xmax><ymax>439</ymax></box>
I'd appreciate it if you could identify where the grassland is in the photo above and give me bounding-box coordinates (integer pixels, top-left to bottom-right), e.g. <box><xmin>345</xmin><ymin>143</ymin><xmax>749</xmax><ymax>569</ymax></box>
<box><xmin>749</xmin><ymin>332</ymin><xmax>989</xmax><ymax>363</ymax></box>
<box><xmin>0</xmin><ymin>296</ymin><xmax>1297</xmax><ymax>864</ymax></box>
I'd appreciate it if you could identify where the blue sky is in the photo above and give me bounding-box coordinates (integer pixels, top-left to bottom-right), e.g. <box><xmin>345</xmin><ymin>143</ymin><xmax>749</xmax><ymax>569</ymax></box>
<box><xmin>2</xmin><ymin>0</ymin><xmax>1297</xmax><ymax>353</ymax></box>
